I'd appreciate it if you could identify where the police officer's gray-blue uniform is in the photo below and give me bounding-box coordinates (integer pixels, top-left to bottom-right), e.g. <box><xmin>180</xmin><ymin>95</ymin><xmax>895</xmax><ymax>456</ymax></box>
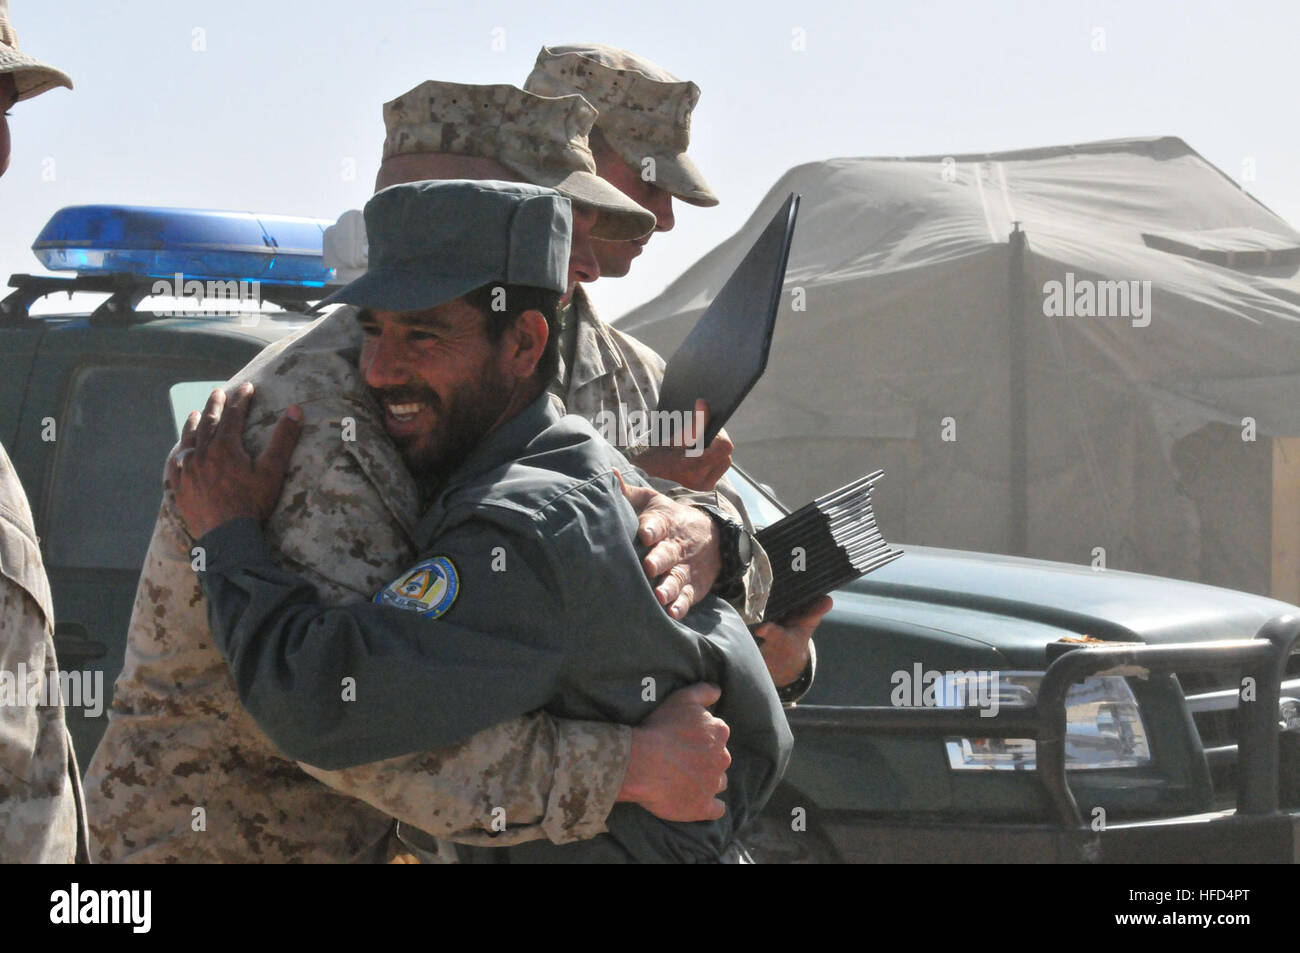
<box><xmin>197</xmin><ymin>393</ymin><xmax>792</xmax><ymax>862</ymax></box>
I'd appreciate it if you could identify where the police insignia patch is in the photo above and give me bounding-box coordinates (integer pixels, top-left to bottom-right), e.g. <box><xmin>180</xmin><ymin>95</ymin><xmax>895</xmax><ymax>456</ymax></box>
<box><xmin>374</xmin><ymin>556</ymin><xmax>460</xmax><ymax>619</ymax></box>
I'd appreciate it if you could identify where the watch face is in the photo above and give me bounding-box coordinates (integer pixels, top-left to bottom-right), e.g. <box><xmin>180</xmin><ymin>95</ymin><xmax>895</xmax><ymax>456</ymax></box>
<box><xmin>736</xmin><ymin>529</ymin><xmax>753</xmax><ymax>567</ymax></box>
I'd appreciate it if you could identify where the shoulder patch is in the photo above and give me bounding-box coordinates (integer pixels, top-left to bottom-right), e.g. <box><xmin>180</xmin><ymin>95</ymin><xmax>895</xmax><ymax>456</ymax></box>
<box><xmin>374</xmin><ymin>556</ymin><xmax>460</xmax><ymax>619</ymax></box>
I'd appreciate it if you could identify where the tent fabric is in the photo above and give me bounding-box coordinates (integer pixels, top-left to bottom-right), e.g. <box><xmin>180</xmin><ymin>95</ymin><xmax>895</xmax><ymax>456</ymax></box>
<box><xmin>617</xmin><ymin>137</ymin><xmax>1300</xmax><ymax>596</ymax></box>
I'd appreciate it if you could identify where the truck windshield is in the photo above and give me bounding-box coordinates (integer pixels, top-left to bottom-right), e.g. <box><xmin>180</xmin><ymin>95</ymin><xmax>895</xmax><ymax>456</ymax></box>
<box><xmin>169</xmin><ymin>380</ymin><xmax>226</xmax><ymax>438</ymax></box>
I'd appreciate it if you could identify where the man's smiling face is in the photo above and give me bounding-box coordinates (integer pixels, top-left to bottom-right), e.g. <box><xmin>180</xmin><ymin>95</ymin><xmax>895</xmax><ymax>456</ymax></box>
<box><xmin>357</xmin><ymin>298</ymin><xmax>515</xmax><ymax>487</ymax></box>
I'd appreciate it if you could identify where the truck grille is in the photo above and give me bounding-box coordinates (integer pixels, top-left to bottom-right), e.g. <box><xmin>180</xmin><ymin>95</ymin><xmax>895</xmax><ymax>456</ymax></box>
<box><xmin>1179</xmin><ymin>670</ymin><xmax>1238</xmax><ymax>749</ymax></box>
<box><xmin>1177</xmin><ymin>654</ymin><xmax>1300</xmax><ymax>806</ymax></box>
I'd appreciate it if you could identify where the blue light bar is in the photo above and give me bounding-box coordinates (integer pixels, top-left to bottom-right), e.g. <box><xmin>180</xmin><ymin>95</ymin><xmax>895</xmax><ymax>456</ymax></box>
<box><xmin>32</xmin><ymin>205</ymin><xmax>334</xmax><ymax>287</ymax></box>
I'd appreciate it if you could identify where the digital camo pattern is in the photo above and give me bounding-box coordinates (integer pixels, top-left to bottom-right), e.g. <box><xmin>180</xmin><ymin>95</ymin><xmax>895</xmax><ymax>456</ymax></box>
<box><xmin>301</xmin><ymin>700</ymin><xmax>630</xmax><ymax>848</ymax></box>
<box><xmin>0</xmin><ymin>0</ymin><xmax>74</xmax><ymax>102</ymax></box>
<box><xmin>383</xmin><ymin>81</ymin><xmax>598</xmax><ymax>173</ymax></box>
<box><xmin>83</xmin><ymin>307</ymin><xmax>630</xmax><ymax>863</ymax></box>
<box><xmin>381</xmin><ymin>80</ymin><xmax>655</xmax><ymax>241</ymax></box>
<box><xmin>523</xmin><ymin>44</ymin><xmax>718</xmax><ymax>206</ymax></box>
<box><xmin>551</xmin><ymin>288</ymin><xmax>772</xmax><ymax>623</ymax></box>
<box><xmin>0</xmin><ymin>441</ymin><xmax>80</xmax><ymax>863</ymax></box>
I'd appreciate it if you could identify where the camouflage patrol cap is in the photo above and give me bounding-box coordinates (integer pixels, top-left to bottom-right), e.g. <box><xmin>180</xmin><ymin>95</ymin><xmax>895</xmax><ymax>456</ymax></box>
<box><xmin>382</xmin><ymin>81</ymin><xmax>655</xmax><ymax>242</ymax></box>
<box><xmin>524</xmin><ymin>44</ymin><xmax>717</xmax><ymax>208</ymax></box>
<box><xmin>319</xmin><ymin>180</ymin><xmax>571</xmax><ymax>313</ymax></box>
<box><xmin>0</xmin><ymin>0</ymin><xmax>72</xmax><ymax>102</ymax></box>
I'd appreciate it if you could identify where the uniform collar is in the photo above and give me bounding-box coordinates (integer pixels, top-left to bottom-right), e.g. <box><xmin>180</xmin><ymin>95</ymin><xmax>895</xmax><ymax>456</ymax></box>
<box><xmin>415</xmin><ymin>391</ymin><xmax>562</xmax><ymax>538</ymax></box>
<box><xmin>459</xmin><ymin>390</ymin><xmax>562</xmax><ymax>484</ymax></box>
<box><xmin>563</xmin><ymin>286</ymin><xmax>624</xmax><ymax>392</ymax></box>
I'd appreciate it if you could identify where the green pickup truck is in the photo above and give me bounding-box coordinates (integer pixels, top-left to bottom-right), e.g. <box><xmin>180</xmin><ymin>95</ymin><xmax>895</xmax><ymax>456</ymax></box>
<box><xmin>4</xmin><ymin>204</ymin><xmax>1298</xmax><ymax>863</ymax></box>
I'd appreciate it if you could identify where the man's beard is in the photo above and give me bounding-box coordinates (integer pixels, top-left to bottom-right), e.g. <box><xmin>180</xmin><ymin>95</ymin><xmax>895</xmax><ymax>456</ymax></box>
<box><xmin>372</xmin><ymin>372</ymin><xmax>515</xmax><ymax>492</ymax></box>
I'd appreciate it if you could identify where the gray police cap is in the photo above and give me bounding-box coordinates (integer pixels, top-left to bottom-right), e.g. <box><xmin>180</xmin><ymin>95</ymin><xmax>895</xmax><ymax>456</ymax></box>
<box><xmin>319</xmin><ymin>180</ymin><xmax>571</xmax><ymax>313</ymax></box>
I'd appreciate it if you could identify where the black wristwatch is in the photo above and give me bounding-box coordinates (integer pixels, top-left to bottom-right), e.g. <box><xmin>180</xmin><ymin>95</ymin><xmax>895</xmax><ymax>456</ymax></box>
<box><xmin>698</xmin><ymin>505</ymin><xmax>753</xmax><ymax>602</ymax></box>
<box><xmin>776</xmin><ymin>641</ymin><xmax>817</xmax><ymax>706</ymax></box>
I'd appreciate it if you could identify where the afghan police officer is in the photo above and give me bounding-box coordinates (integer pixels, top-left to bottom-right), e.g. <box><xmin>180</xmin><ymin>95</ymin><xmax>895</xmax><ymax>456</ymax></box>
<box><xmin>84</xmin><ymin>87</ymin><xmax>738</xmax><ymax>863</ymax></box>
<box><xmin>0</xmin><ymin>0</ymin><xmax>82</xmax><ymax>863</ymax></box>
<box><xmin>169</xmin><ymin>180</ymin><xmax>792</xmax><ymax>863</ymax></box>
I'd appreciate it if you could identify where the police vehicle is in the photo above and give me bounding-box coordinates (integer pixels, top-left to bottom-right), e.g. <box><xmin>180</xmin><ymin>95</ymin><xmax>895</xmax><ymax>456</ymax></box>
<box><xmin>3</xmin><ymin>204</ymin><xmax>1299</xmax><ymax>863</ymax></box>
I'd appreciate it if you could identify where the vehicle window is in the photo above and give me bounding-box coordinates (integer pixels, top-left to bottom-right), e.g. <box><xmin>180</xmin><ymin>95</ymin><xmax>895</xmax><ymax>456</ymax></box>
<box><xmin>46</xmin><ymin>367</ymin><xmax>223</xmax><ymax>571</ymax></box>
<box><xmin>169</xmin><ymin>381</ymin><xmax>226</xmax><ymax>438</ymax></box>
<box><xmin>725</xmin><ymin>465</ymin><xmax>790</xmax><ymax>530</ymax></box>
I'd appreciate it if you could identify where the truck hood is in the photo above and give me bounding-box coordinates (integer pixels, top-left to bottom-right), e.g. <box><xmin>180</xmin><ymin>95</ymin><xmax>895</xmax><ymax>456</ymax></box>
<box><xmin>848</xmin><ymin>544</ymin><xmax>1298</xmax><ymax>648</ymax></box>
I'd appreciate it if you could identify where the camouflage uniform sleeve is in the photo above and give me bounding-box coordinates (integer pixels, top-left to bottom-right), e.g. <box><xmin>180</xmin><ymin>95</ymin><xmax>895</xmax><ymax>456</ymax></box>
<box><xmin>714</xmin><ymin>475</ymin><xmax>772</xmax><ymax>626</ymax></box>
<box><xmin>599</xmin><ymin>317</ymin><xmax>774</xmax><ymax>623</ymax></box>
<box><xmin>299</xmin><ymin>715</ymin><xmax>631</xmax><ymax>846</ymax></box>
<box><xmin>0</xmin><ymin>445</ymin><xmax>81</xmax><ymax>864</ymax></box>
<box><xmin>0</xmin><ymin>577</ymin><xmax>82</xmax><ymax>863</ymax></box>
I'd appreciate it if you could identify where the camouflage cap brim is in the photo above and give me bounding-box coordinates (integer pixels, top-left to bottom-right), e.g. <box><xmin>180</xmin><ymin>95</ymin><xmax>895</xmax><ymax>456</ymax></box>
<box><xmin>382</xmin><ymin>80</ymin><xmax>655</xmax><ymax>243</ymax></box>
<box><xmin>600</xmin><ymin>134</ymin><xmax>718</xmax><ymax>208</ymax></box>
<box><xmin>524</xmin><ymin>45</ymin><xmax>717</xmax><ymax>207</ymax></box>
<box><xmin>0</xmin><ymin>9</ymin><xmax>73</xmax><ymax>101</ymax></box>
<box><xmin>517</xmin><ymin>163</ymin><xmax>656</xmax><ymax>240</ymax></box>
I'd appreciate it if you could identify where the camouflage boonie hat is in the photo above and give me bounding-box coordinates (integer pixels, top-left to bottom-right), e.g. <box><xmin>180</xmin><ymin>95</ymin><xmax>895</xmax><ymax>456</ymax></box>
<box><xmin>524</xmin><ymin>44</ymin><xmax>717</xmax><ymax>208</ymax></box>
<box><xmin>0</xmin><ymin>0</ymin><xmax>72</xmax><ymax>102</ymax></box>
<box><xmin>382</xmin><ymin>81</ymin><xmax>655</xmax><ymax>242</ymax></box>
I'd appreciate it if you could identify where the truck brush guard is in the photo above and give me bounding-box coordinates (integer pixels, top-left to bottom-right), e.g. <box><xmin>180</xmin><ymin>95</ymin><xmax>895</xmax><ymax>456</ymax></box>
<box><xmin>786</xmin><ymin>614</ymin><xmax>1300</xmax><ymax>860</ymax></box>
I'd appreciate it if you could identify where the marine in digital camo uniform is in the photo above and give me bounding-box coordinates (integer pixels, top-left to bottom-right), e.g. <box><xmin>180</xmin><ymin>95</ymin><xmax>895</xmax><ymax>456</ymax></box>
<box><xmin>524</xmin><ymin>44</ymin><xmax>822</xmax><ymax>696</ymax></box>
<box><xmin>0</xmin><ymin>0</ymin><xmax>83</xmax><ymax>864</ymax></box>
<box><xmin>174</xmin><ymin>179</ymin><xmax>792</xmax><ymax>863</ymax></box>
<box><xmin>84</xmin><ymin>84</ymin><xmax>740</xmax><ymax>863</ymax></box>
<box><xmin>0</xmin><ymin>443</ymin><xmax>86</xmax><ymax>864</ymax></box>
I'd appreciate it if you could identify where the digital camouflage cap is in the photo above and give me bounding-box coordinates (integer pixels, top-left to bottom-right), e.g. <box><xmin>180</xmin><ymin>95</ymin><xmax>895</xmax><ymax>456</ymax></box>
<box><xmin>0</xmin><ymin>0</ymin><xmax>72</xmax><ymax>101</ymax></box>
<box><xmin>382</xmin><ymin>80</ymin><xmax>655</xmax><ymax>241</ymax></box>
<box><xmin>524</xmin><ymin>44</ymin><xmax>717</xmax><ymax>208</ymax></box>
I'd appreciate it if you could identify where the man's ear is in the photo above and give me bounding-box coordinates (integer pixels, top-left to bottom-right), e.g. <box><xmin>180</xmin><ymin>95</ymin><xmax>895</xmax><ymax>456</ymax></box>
<box><xmin>502</xmin><ymin>309</ymin><xmax>549</xmax><ymax>379</ymax></box>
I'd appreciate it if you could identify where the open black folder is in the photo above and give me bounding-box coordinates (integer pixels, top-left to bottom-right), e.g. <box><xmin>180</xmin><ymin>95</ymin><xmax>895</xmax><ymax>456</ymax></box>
<box><xmin>756</xmin><ymin>471</ymin><xmax>903</xmax><ymax>622</ymax></box>
<box><xmin>656</xmin><ymin>192</ymin><xmax>800</xmax><ymax>446</ymax></box>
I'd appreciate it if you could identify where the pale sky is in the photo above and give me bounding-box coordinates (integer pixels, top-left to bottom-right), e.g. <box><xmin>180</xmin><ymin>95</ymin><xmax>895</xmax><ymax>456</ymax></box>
<box><xmin>4</xmin><ymin>0</ymin><xmax>1298</xmax><ymax>321</ymax></box>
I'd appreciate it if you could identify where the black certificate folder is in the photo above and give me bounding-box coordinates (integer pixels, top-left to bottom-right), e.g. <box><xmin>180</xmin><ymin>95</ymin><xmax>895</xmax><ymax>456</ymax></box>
<box><xmin>756</xmin><ymin>470</ymin><xmax>903</xmax><ymax>623</ymax></box>
<box><xmin>656</xmin><ymin>192</ymin><xmax>801</xmax><ymax>446</ymax></box>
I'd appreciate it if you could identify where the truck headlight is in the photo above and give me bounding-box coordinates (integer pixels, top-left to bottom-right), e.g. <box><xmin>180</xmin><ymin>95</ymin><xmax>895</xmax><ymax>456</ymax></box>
<box><xmin>1281</xmin><ymin>697</ymin><xmax>1300</xmax><ymax>731</ymax></box>
<box><xmin>941</xmin><ymin>673</ymin><xmax>1151</xmax><ymax>771</ymax></box>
